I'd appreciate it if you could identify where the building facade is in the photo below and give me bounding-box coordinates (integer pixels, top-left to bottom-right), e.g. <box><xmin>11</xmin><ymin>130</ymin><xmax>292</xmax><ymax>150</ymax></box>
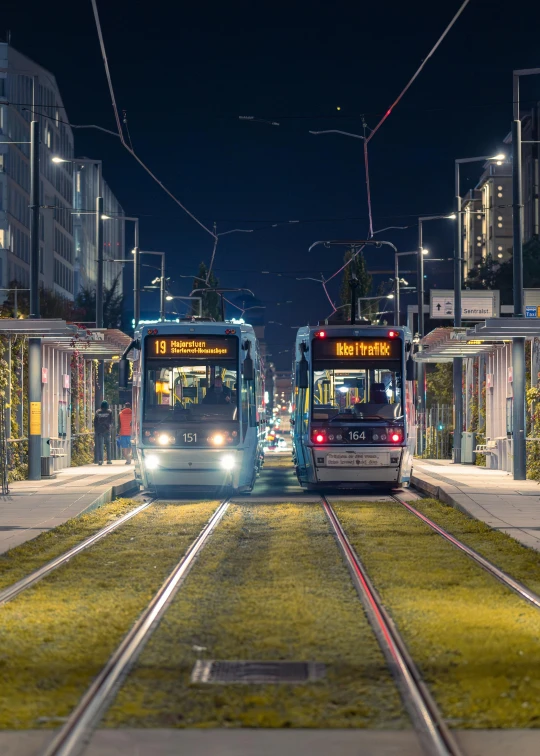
<box><xmin>72</xmin><ymin>162</ymin><xmax>125</xmax><ymax>296</ymax></box>
<box><xmin>0</xmin><ymin>44</ymin><xmax>125</xmax><ymax>306</ymax></box>
<box><xmin>0</xmin><ymin>43</ymin><xmax>75</xmax><ymax>298</ymax></box>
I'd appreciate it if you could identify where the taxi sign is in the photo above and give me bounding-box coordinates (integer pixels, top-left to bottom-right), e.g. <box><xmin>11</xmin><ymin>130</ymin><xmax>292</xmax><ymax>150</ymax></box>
<box><xmin>526</xmin><ymin>306</ymin><xmax>538</xmax><ymax>318</ymax></box>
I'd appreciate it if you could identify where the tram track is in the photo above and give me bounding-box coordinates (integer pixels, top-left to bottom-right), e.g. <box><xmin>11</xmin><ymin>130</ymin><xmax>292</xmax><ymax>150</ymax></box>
<box><xmin>0</xmin><ymin>496</ymin><xmax>155</xmax><ymax>606</ymax></box>
<box><xmin>41</xmin><ymin>497</ymin><xmax>231</xmax><ymax>756</ymax></box>
<box><xmin>391</xmin><ymin>490</ymin><xmax>540</xmax><ymax>611</ymax></box>
<box><xmin>322</xmin><ymin>495</ymin><xmax>463</xmax><ymax>756</ymax></box>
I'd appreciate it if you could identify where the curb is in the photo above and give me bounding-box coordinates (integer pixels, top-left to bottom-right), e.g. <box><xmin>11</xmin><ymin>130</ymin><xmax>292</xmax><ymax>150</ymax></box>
<box><xmin>79</xmin><ymin>477</ymin><xmax>140</xmax><ymax>516</ymax></box>
<box><xmin>411</xmin><ymin>471</ymin><xmax>478</xmax><ymax>520</ymax></box>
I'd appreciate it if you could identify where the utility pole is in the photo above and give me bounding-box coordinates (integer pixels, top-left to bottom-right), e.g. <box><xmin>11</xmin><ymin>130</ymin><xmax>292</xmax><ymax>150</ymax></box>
<box><xmin>394</xmin><ymin>255</ymin><xmax>400</xmax><ymax>326</ymax></box>
<box><xmin>95</xmin><ymin>192</ymin><xmax>104</xmax><ymax>409</ymax></box>
<box><xmin>133</xmin><ymin>221</ymin><xmax>140</xmax><ymax>328</ymax></box>
<box><xmin>28</xmin><ymin>118</ymin><xmax>41</xmax><ymax>480</ymax></box>
<box><xmin>453</xmin><ymin>161</ymin><xmax>463</xmax><ymax>464</ymax></box>
<box><xmin>160</xmin><ymin>254</ymin><xmax>166</xmax><ymax>321</ymax></box>
<box><xmin>416</xmin><ymin>221</ymin><xmax>426</xmax><ymax>455</ymax></box>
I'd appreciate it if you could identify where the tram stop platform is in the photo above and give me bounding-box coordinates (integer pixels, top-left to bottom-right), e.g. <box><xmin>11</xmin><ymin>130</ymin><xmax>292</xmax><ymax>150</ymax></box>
<box><xmin>0</xmin><ymin>462</ymin><xmax>138</xmax><ymax>555</ymax></box>
<box><xmin>412</xmin><ymin>459</ymin><xmax>540</xmax><ymax>552</ymax></box>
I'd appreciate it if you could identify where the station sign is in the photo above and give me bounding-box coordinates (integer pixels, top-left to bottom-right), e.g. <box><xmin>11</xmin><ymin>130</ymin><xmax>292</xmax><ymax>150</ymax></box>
<box><xmin>430</xmin><ymin>290</ymin><xmax>499</xmax><ymax>320</ymax></box>
<box><xmin>312</xmin><ymin>337</ymin><xmax>401</xmax><ymax>360</ymax></box>
<box><xmin>145</xmin><ymin>335</ymin><xmax>238</xmax><ymax>359</ymax></box>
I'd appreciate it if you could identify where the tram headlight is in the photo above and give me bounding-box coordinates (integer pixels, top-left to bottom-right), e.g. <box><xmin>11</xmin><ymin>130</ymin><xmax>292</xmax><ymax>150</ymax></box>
<box><xmin>221</xmin><ymin>454</ymin><xmax>235</xmax><ymax>470</ymax></box>
<box><xmin>157</xmin><ymin>433</ymin><xmax>173</xmax><ymax>446</ymax></box>
<box><xmin>209</xmin><ymin>433</ymin><xmax>225</xmax><ymax>446</ymax></box>
<box><xmin>145</xmin><ymin>454</ymin><xmax>160</xmax><ymax>470</ymax></box>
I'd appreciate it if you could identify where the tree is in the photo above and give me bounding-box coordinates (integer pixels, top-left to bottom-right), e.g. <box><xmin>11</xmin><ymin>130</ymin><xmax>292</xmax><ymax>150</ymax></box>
<box><xmin>339</xmin><ymin>250</ymin><xmax>373</xmax><ymax>321</ymax></box>
<box><xmin>74</xmin><ymin>275</ymin><xmax>123</xmax><ymax>328</ymax></box>
<box><xmin>192</xmin><ymin>262</ymin><xmax>221</xmax><ymax>320</ymax></box>
<box><xmin>465</xmin><ymin>237</ymin><xmax>540</xmax><ymax>305</ymax></box>
<box><xmin>426</xmin><ymin>362</ymin><xmax>453</xmax><ymax>408</ymax></box>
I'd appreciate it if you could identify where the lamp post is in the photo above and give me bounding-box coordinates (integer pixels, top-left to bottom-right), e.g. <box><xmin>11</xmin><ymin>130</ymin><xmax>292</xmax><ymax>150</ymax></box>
<box><xmin>54</xmin><ymin>156</ymin><xmax>105</xmax><ymax>407</ymax></box>
<box><xmin>102</xmin><ymin>215</ymin><xmax>140</xmax><ymax>327</ymax></box>
<box><xmin>512</xmin><ymin>69</ymin><xmax>540</xmax><ymax>479</ymax></box>
<box><xmin>453</xmin><ymin>154</ymin><xmax>505</xmax><ymax>463</ymax></box>
<box><xmin>417</xmin><ymin>215</ymin><xmax>456</xmax><ymax>455</ymax></box>
<box><xmin>138</xmin><ymin>251</ymin><xmax>166</xmax><ymax>320</ymax></box>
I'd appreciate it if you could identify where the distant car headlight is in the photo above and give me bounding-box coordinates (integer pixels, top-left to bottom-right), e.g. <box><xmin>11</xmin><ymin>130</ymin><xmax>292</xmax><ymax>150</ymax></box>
<box><xmin>145</xmin><ymin>454</ymin><xmax>159</xmax><ymax>470</ymax></box>
<box><xmin>157</xmin><ymin>433</ymin><xmax>173</xmax><ymax>445</ymax></box>
<box><xmin>221</xmin><ymin>454</ymin><xmax>235</xmax><ymax>470</ymax></box>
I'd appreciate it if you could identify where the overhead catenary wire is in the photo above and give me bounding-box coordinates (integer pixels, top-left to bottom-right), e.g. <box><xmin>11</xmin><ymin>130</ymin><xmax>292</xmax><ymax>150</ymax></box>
<box><xmin>89</xmin><ymin>0</ymin><xmax>217</xmax><ymax>241</ymax></box>
<box><xmin>366</xmin><ymin>0</ymin><xmax>471</xmax><ymax>143</ymax></box>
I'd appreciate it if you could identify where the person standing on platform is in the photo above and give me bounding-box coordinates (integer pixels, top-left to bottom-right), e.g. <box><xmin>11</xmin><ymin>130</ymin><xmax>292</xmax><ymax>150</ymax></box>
<box><xmin>94</xmin><ymin>400</ymin><xmax>113</xmax><ymax>465</ymax></box>
<box><xmin>117</xmin><ymin>401</ymin><xmax>133</xmax><ymax>464</ymax></box>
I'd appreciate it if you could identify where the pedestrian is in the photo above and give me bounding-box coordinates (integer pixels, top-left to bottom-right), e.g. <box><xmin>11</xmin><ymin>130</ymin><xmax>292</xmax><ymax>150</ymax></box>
<box><xmin>94</xmin><ymin>400</ymin><xmax>113</xmax><ymax>466</ymax></box>
<box><xmin>117</xmin><ymin>401</ymin><xmax>133</xmax><ymax>465</ymax></box>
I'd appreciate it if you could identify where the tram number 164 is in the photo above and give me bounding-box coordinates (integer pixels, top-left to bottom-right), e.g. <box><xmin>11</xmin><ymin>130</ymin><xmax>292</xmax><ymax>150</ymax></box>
<box><xmin>348</xmin><ymin>431</ymin><xmax>366</xmax><ymax>441</ymax></box>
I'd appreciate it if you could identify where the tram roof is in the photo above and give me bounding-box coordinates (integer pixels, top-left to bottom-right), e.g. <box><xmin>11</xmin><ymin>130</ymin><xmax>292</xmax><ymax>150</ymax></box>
<box><xmin>135</xmin><ymin>320</ymin><xmax>257</xmax><ymax>337</ymax></box>
<box><xmin>295</xmin><ymin>324</ymin><xmax>412</xmax><ymax>340</ymax></box>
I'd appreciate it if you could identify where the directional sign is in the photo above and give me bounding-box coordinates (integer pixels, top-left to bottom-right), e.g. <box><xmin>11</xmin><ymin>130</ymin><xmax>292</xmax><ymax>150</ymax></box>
<box><xmin>430</xmin><ymin>290</ymin><xmax>499</xmax><ymax>320</ymax></box>
<box><xmin>526</xmin><ymin>306</ymin><xmax>538</xmax><ymax>318</ymax></box>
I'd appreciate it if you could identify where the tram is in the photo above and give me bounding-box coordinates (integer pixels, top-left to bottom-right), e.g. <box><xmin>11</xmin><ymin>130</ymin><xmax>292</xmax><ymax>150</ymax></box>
<box><xmin>291</xmin><ymin>324</ymin><xmax>415</xmax><ymax>490</ymax></box>
<box><xmin>119</xmin><ymin>320</ymin><xmax>265</xmax><ymax>495</ymax></box>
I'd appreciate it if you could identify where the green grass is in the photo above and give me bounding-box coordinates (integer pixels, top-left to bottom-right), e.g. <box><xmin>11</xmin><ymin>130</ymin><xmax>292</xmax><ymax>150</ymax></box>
<box><xmin>333</xmin><ymin>499</ymin><xmax>540</xmax><ymax>728</ymax></box>
<box><xmin>105</xmin><ymin>502</ymin><xmax>407</xmax><ymax>729</ymax></box>
<box><xmin>0</xmin><ymin>500</ymin><xmax>219</xmax><ymax>729</ymax></box>
<box><xmin>0</xmin><ymin>497</ymin><xmax>143</xmax><ymax>592</ymax></box>
<box><xmin>409</xmin><ymin>496</ymin><xmax>540</xmax><ymax>595</ymax></box>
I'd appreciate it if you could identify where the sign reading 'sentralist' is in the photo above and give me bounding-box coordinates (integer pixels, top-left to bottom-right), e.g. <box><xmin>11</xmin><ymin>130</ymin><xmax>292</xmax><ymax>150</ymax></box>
<box><xmin>429</xmin><ymin>290</ymin><xmax>500</xmax><ymax>320</ymax></box>
<box><xmin>146</xmin><ymin>336</ymin><xmax>238</xmax><ymax>359</ymax></box>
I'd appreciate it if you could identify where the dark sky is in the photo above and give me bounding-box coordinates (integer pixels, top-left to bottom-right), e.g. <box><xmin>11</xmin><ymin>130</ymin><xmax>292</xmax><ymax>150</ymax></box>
<box><xmin>4</xmin><ymin>0</ymin><xmax>540</xmax><ymax>366</ymax></box>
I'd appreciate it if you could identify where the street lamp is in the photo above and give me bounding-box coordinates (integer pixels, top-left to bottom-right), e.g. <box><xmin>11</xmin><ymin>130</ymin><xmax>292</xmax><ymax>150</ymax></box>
<box><xmin>417</xmin><ymin>215</ymin><xmax>455</xmax><ymax>455</ymax></box>
<box><xmin>453</xmin><ymin>153</ymin><xmax>505</xmax><ymax>464</ymax></box>
<box><xmin>103</xmin><ymin>215</ymin><xmax>140</xmax><ymax>326</ymax></box>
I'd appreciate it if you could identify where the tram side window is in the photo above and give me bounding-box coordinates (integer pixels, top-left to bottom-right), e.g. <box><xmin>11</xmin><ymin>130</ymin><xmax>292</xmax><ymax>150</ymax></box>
<box><xmin>241</xmin><ymin>372</ymin><xmax>257</xmax><ymax>438</ymax></box>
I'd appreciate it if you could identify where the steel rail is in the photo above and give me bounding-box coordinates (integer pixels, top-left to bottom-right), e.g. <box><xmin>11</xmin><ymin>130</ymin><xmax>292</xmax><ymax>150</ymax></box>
<box><xmin>0</xmin><ymin>498</ymin><xmax>154</xmax><ymax>606</ymax></box>
<box><xmin>42</xmin><ymin>497</ymin><xmax>231</xmax><ymax>756</ymax></box>
<box><xmin>322</xmin><ymin>496</ymin><xmax>463</xmax><ymax>756</ymax></box>
<box><xmin>393</xmin><ymin>492</ymin><xmax>540</xmax><ymax>611</ymax></box>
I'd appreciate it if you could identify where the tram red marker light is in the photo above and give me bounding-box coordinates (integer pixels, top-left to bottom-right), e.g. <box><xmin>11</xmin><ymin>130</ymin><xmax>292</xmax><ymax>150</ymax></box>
<box><xmin>313</xmin><ymin>431</ymin><xmax>326</xmax><ymax>444</ymax></box>
<box><xmin>316</xmin><ymin>330</ymin><xmax>326</xmax><ymax>338</ymax></box>
<box><xmin>388</xmin><ymin>330</ymin><xmax>397</xmax><ymax>338</ymax></box>
<box><xmin>390</xmin><ymin>432</ymin><xmax>402</xmax><ymax>443</ymax></box>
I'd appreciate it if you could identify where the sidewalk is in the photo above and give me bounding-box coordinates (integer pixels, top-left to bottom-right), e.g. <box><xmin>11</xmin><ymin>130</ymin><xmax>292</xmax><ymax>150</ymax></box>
<box><xmin>412</xmin><ymin>459</ymin><xmax>540</xmax><ymax>552</ymax></box>
<box><xmin>0</xmin><ymin>462</ymin><xmax>138</xmax><ymax>554</ymax></box>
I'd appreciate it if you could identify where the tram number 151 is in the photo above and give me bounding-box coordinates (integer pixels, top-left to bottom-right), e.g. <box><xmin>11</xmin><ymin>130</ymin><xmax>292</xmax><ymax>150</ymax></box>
<box><xmin>182</xmin><ymin>433</ymin><xmax>197</xmax><ymax>443</ymax></box>
<box><xmin>348</xmin><ymin>431</ymin><xmax>366</xmax><ymax>441</ymax></box>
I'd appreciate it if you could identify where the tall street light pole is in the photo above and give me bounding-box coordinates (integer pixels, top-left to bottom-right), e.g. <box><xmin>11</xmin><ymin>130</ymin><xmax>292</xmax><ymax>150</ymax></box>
<box><xmin>53</xmin><ymin>156</ymin><xmax>104</xmax><ymax>406</ymax></box>
<box><xmin>417</xmin><ymin>215</ymin><xmax>456</xmax><ymax>455</ymax></box>
<box><xmin>28</xmin><ymin>117</ymin><xmax>41</xmax><ymax>480</ymax></box>
<box><xmin>139</xmin><ymin>251</ymin><xmax>166</xmax><ymax>320</ymax></box>
<box><xmin>453</xmin><ymin>154</ymin><xmax>505</xmax><ymax>463</ymax></box>
<box><xmin>102</xmin><ymin>215</ymin><xmax>139</xmax><ymax>329</ymax></box>
<box><xmin>512</xmin><ymin>69</ymin><xmax>540</xmax><ymax>479</ymax></box>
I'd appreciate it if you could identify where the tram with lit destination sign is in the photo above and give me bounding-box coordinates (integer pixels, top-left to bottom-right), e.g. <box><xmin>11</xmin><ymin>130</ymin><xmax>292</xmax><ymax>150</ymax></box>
<box><xmin>291</xmin><ymin>324</ymin><xmax>415</xmax><ymax>490</ymax></box>
<box><xmin>119</xmin><ymin>321</ymin><xmax>265</xmax><ymax>495</ymax></box>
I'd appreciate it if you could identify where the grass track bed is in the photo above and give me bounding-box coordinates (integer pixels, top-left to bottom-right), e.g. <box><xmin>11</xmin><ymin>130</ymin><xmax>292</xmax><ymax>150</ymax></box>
<box><xmin>334</xmin><ymin>499</ymin><xmax>540</xmax><ymax>728</ymax></box>
<box><xmin>0</xmin><ymin>498</ymin><xmax>143</xmax><ymax>592</ymax></box>
<box><xmin>409</xmin><ymin>497</ymin><xmax>540</xmax><ymax>595</ymax></box>
<box><xmin>106</xmin><ymin>502</ymin><xmax>407</xmax><ymax>729</ymax></box>
<box><xmin>0</xmin><ymin>500</ymin><xmax>219</xmax><ymax>729</ymax></box>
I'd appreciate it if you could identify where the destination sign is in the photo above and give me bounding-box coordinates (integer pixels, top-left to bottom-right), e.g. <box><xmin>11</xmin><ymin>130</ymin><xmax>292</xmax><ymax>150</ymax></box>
<box><xmin>313</xmin><ymin>337</ymin><xmax>401</xmax><ymax>360</ymax></box>
<box><xmin>146</xmin><ymin>335</ymin><xmax>238</xmax><ymax>359</ymax></box>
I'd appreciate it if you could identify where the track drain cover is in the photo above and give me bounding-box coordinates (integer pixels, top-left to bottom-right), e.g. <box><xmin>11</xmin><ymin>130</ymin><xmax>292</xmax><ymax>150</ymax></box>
<box><xmin>191</xmin><ymin>660</ymin><xmax>326</xmax><ymax>684</ymax></box>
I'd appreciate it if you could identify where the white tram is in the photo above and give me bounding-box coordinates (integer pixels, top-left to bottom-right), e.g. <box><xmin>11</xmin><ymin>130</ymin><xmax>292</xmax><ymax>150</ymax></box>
<box><xmin>292</xmin><ymin>324</ymin><xmax>415</xmax><ymax>490</ymax></box>
<box><xmin>120</xmin><ymin>320</ymin><xmax>265</xmax><ymax>495</ymax></box>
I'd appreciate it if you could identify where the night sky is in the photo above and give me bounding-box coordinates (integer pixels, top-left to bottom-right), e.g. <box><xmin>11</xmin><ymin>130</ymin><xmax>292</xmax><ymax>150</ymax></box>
<box><xmin>4</xmin><ymin>0</ymin><xmax>540</xmax><ymax>366</ymax></box>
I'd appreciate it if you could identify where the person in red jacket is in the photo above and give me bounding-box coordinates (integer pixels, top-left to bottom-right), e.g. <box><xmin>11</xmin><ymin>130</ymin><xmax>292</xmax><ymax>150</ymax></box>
<box><xmin>117</xmin><ymin>402</ymin><xmax>133</xmax><ymax>464</ymax></box>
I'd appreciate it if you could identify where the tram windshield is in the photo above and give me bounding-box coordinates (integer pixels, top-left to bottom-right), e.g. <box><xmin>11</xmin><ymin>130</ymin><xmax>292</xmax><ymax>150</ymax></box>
<box><xmin>312</xmin><ymin>366</ymin><xmax>402</xmax><ymax>420</ymax></box>
<box><xmin>144</xmin><ymin>361</ymin><xmax>238</xmax><ymax>423</ymax></box>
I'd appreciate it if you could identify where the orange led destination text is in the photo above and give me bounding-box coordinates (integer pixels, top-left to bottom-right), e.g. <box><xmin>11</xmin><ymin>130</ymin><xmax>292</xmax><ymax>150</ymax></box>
<box><xmin>335</xmin><ymin>340</ymin><xmax>392</xmax><ymax>357</ymax></box>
